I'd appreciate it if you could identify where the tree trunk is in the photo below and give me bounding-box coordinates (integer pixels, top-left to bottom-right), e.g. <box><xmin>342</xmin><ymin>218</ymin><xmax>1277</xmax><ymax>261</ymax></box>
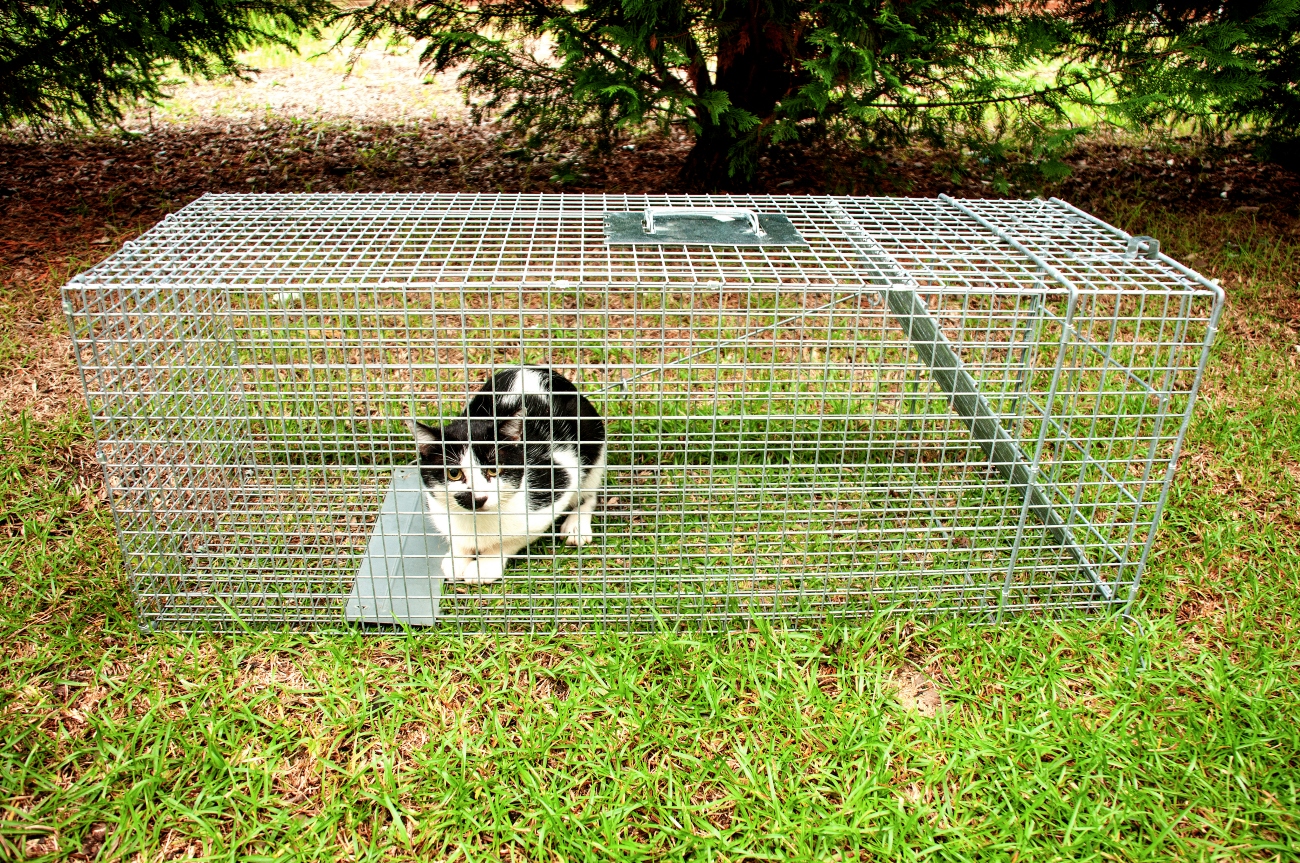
<box><xmin>679</xmin><ymin>122</ymin><xmax>741</xmax><ymax>191</ymax></box>
<box><xmin>679</xmin><ymin>2</ymin><xmax>799</xmax><ymax>191</ymax></box>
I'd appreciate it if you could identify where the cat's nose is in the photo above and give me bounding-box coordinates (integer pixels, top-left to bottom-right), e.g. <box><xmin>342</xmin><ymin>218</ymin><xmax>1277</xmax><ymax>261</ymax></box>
<box><xmin>455</xmin><ymin>491</ymin><xmax>489</xmax><ymax>511</ymax></box>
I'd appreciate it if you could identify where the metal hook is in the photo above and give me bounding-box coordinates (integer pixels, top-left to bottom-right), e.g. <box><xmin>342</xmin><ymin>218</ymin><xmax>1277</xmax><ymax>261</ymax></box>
<box><xmin>1124</xmin><ymin>236</ymin><xmax>1161</xmax><ymax>261</ymax></box>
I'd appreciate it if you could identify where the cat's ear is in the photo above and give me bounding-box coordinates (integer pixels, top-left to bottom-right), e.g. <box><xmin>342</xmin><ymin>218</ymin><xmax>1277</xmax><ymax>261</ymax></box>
<box><xmin>497</xmin><ymin>410</ymin><xmax>524</xmax><ymax>443</ymax></box>
<box><xmin>410</xmin><ymin>419</ymin><xmax>441</xmax><ymax>459</ymax></box>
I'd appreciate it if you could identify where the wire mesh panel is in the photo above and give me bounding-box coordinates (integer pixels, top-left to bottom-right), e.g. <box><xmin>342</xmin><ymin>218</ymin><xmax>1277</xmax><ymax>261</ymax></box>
<box><xmin>62</xmin><ymin>194</ymin><xmax>1222</xmax><ymax>631</ymax></box>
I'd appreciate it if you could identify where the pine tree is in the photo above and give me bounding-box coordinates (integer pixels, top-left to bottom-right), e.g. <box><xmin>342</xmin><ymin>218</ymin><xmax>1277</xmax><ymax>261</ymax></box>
<box><xmin>341</xmin><ymin>0</ymin><xmax>1084</xmax><ymax>189</ymax></box>
<box><xmin>342</xmin><ymin>0</ymin><xmax>1300</xmax><ymax>188</ymax></box>
<box><xmin>1062</xmin><ymin>0</ymin><xmax>1300</xmax><ymax>158</ymax></box>
<box><xmin>1</xmin><ymin>0</ymin><xmax>330</xmax><ymax>128</ymax></box>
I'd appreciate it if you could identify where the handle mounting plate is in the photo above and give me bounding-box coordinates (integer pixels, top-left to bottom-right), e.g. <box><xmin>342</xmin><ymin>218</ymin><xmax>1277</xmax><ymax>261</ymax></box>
<box><xmin>603</xmin><ymin>210</ymin><xmax>807</xmax><ymax>246</ymax></box>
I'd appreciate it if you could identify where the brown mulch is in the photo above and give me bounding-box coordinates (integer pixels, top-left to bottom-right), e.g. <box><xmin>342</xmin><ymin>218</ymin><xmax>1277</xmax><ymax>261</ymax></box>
<box><xmin>3</xmin><ymin>120</ymin><xmax>1297</xmax><ymax>273</ymax></box>
<box><xmin>1</xmin><ymin>119</ymin><xmax>1297</xmax><ymax>421</ymax></box>
<box><xmin>3</xmin><ymin>121</ymin><xmax>1298</xmax><ymax>265</ymax></box>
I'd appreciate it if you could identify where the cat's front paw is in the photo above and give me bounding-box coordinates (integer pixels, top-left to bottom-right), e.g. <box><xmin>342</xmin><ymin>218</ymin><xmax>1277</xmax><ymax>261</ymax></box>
<box><xmin>441</xmin><ymin>549</ymin><xmax>475</xmax><ymax>582</ymax></box>
<box><xmin>562</xmin><ymin>513</ymin><xmax>594</xmax><ymax>547</ymax></box>
<box><xmin>459</xmin><ymin>557</ymin><xmax>505</xmax><ymax>585</ymax></box>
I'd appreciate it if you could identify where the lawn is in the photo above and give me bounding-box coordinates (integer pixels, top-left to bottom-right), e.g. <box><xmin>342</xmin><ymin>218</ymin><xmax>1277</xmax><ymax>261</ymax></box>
<box><xmin>1</xmin><ymin>70</ymin><xmax>1298</xmax><ymax>860</ymax></box>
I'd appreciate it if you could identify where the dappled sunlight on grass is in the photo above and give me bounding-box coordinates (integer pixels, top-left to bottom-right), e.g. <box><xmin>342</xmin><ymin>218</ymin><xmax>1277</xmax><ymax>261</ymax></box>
<box><xmin>127</xmin><ymin>27</ymin><xmax>466</xmax><ymax>127</ymax></box>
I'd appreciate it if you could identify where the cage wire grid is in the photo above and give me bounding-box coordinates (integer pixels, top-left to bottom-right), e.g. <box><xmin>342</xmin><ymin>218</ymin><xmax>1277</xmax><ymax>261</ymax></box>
<box><xmin>61</xmin><ymin>193</ymin><xmax>1223</xmax><ymax>632</ymax></box>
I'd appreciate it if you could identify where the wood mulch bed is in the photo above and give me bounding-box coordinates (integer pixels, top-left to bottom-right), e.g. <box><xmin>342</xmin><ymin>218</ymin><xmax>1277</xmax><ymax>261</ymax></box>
<box><xmin>1</xmin><ymin>119</ymin><xmax>1296</xmax><ymax>422</ymax></box>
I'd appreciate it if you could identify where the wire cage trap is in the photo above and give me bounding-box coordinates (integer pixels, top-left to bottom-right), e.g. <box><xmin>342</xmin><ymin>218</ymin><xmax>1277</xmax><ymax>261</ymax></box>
<box><xmin>62</xmin><ymin>193</ymin><xmax>1222</xmax><ymax>631</ymax></box>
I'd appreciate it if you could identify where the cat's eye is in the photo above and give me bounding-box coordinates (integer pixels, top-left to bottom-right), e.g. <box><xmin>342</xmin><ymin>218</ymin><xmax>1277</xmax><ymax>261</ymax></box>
<box><xmin>446</xmin><ymin>468</ymin><xmax>463</xmax><ymax>482</ymax></box>
<box><xmin>484</xmin><ymin>467</ymin><xmax>500</xmax><ymax>478</ymax></box>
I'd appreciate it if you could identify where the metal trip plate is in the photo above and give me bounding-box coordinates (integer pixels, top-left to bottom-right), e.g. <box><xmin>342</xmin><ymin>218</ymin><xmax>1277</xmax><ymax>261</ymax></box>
<box><xmin>603</xmin><ymin>211</ymin><xmax>807</xmax><ymax>246</ymax></box>
<box><xmin>345</xmin><ymin>467</ymin><xmax>446</xmax><ymax>626</ymax></box>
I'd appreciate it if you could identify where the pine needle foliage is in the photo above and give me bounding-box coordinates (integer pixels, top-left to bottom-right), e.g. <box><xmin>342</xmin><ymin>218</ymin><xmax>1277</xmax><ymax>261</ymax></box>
<box><xmin>341</xmin><ymin>1</ymin><xmax>1091</xmax><ymax>187</ymax></box>
<box><xmin>1062</xmin><ymin>1</ymin><xmax>1300</xmax><ymax>158</ymax></box>
<box><xmin>0</xmin><ymin>0</ymin><xmax>331</xmax><ymax>129</ymax></box>
<box><xmin>340</xmin><ymin>0</ymin><xmax>1300</xmax><ymax>187</ymax></box>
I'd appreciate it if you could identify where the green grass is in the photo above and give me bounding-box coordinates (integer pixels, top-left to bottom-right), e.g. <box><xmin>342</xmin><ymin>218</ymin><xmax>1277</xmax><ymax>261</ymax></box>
<box><xmin>3</xmin><ymin>205</ymin><xmax>1299</xmax><ymax>860</ymax></box>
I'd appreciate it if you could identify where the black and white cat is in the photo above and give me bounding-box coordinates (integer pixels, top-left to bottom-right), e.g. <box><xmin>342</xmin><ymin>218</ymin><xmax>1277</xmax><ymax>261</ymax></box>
<box><xmin>412</xmin><ymin>367</ymin><xmax>606</xmax><ymax>584</ymax></box>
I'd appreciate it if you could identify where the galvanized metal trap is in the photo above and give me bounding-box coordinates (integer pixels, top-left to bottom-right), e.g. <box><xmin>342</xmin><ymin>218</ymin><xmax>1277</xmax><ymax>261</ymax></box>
<box><xmin>62</xmin><ymin>194</ymin><xmax>1222</xmax><ymax>631</ymax></box>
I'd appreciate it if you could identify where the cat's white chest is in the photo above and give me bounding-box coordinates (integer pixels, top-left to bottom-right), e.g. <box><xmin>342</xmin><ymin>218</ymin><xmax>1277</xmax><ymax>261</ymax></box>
<box><xmin>423</xmin><ymin>489</ymin><xmax>570</xmax><ymax>553</ymax></box>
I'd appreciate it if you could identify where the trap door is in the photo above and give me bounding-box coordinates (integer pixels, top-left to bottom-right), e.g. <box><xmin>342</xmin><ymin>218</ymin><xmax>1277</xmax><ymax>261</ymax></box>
<box><xmin>345</xmin><ymin>467</ymin><xmax>446</xmax><ymax>625</ymax></box>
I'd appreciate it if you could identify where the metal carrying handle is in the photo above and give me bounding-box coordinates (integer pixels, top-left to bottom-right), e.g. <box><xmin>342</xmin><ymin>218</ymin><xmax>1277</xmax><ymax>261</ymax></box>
<box><xmin>643</xmin><ymin>206</ymin><xmax>766</xmax><ymax>236</ymax></box>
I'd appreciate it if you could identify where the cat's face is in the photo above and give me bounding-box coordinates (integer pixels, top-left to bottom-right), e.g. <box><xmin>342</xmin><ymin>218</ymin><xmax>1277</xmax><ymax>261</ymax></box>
<box><xmin>413</xmin><ymin>417</ymin><xmax>525</xmax><ymax>514</ymax></box>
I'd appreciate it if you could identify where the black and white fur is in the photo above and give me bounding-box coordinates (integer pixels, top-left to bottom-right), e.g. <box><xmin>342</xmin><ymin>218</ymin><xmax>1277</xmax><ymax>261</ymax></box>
<box><xmin>412</xmin><ymin>367</ymin><xmax>606</xmax><ymax>584</ymax></box>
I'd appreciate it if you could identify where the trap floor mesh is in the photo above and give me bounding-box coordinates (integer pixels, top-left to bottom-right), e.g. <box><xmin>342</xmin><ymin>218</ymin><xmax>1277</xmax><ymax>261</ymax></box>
<box><xmin>62</xmin><ymin>194</ymin><xmax>1223</xmax><ymax>631</ymax></box>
